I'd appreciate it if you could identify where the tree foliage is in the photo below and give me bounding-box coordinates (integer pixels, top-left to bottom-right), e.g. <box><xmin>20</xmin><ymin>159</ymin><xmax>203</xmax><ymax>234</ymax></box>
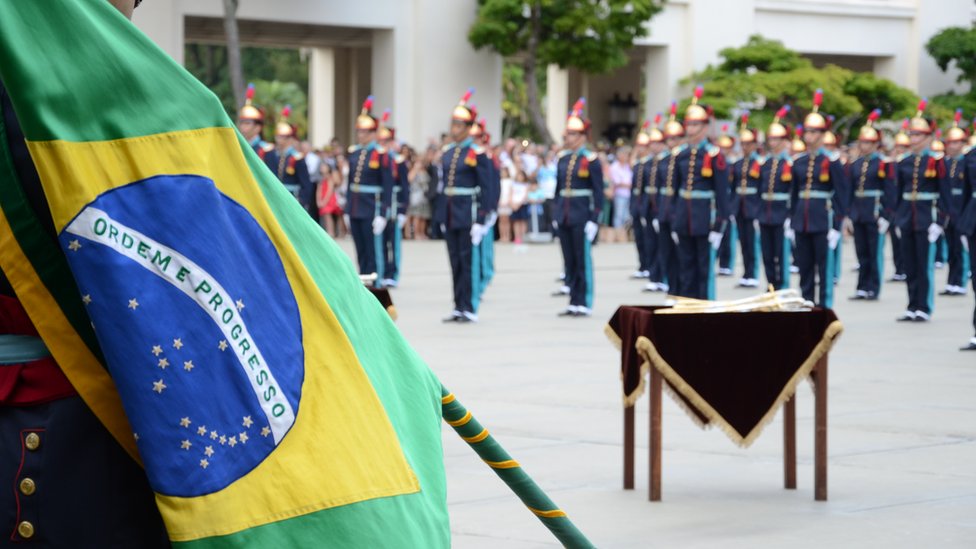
<box><xmin>469</xmin><ymin>0</ymin><xmax>663</xmax><ymax>143</ymax></box>
<box><xmin>925</xmin><ymin>26</ymin><xmax>976</xmax><ymax>87</ymax></box>
<box><xmin>683</xmin><ymin>35</ymin><xmax>934</xmax><ymax>141</ymax></box>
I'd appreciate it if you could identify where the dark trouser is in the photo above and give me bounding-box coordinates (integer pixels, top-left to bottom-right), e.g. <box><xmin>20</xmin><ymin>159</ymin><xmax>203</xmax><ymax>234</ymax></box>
<box><xmin>350</xmin><ymin>217</ymin><xmax>378</xmax><ymax>276</ymax></box>
<box><xmin>902</xmin><ymin>230</ymin><xmax>935</xmax><ymax>315</ymax></box>
<box><xmin>445</xmin><ymin>227</ymin><xmax>475</xmax><ymax>313</ymax></box>
<box><xmin>556</xmin><ymin>223</ymin><xmax>593</xmax><ymax>308</ymax></box>
<box><xmin>557</xmin><ymin>222</ymin><xmax>574</xmax><ymax>289</ymax></box>
<box><xmin>643</xmin><ymin>219</ymin><xmax>661</xmax><ymax>283</ymax></box>
<box><xmin>946</xmin><ymin>224</ymin><xmax>965</xmax><ymax>288</ymax></box>
<box><xmin>633</xmin><ymin>217</ymin><xmax>649</xmax><ymax>272</ymax></box>
<box><xmin>382</xmin><ymin>219</ymin><xmax>400</xmax><ymax>281</ymax></box>
<box><xmin>936</xmin><ymin>234</ymin><xmax>948</xmax><ymax>263</ymax></box>
<box><xmin>718</xmin><ymin>222</ymin><xmax>733</xmax><ymax>270</ymax></box>
<box><xmin>657</xmin><ymin>221</ymin><xmax>680</xmax><ymax>291</ymax></box>
<box><xmin>738</xmin><ymin>217</ymin><xmax>758</xmax><ymax>280</ymax></box>
<box><xmin>796</xmin><ymin>231</ymin><xmax>831</xmax><ymax>307</ymax></box>
<box><xmin>970</xmin><ymin>237</ymin><xmax>976</xmax><ymax>334</ymax></box>
<box><xmin>853</xmin><ymin>222</ymin><xmax>881</xmax><ymax>296</ymax></box>
<box><xmin>677</xmin><ymin>234</ymin><xmax>712</xmax><ymax>299</ymax></box>
<box><xmin>1</xmin><ymin>396</ymin><xmax>169</xmax><ymax>548</ymax></box>
<box><xmin>890</xmin><ymin>225</ymin><xmax>905</xmax><ymax>276</ymax></box>
<box><xmin>760</xmin><ymin>223</ymin><xmax>788</xmax><ymax>290</ymax></box>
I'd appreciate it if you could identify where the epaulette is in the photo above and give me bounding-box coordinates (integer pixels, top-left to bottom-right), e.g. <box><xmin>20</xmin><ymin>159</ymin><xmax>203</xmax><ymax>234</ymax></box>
<box><xmin>470</xmin><ymin>143</ymin><xmax>486</xmax><ymax>154</ymax></box>
<box><xmin>822</xmin><ymin>149</ymin><xmax>841</xmax><ymax>162</ymax></box>
<box><xmin>584</xmin><ymin>150</ymin><xmax>598</xmax><ymax>162</ymax></box>
<box><xmin>260</xmin><ymin>142</ymin><xmax>274</xmax><ymax>153</ymax></box>
<box><xmin>441</xmin><ymin>143</ymin><xmax>454</xmax><ymax>153</ymax></box>
<box><xmin>928</xmin><ymin>150</ymin><xmax>945</xmax><ymax>161</ymax></box>
<box><xmin>557</xmin><ymin>149</ymin><xmax>572</xmax><ymax>159</ymax></box>
<box><xmin>291</xmin><ymin>150</ymin><xmax>305</xmax><ymax>160</ymax></box>
<box><xmin>376</xmin><ymin>145</ymin><xmax>388</xmax><ymax>154</ymax></box>
<box><xmin>896</xmin><ymin>152</ymin><xmax>912</xmax><ymax>162</ymax></box>
<box><xmin>394</xmin><ymin>153</ymin><xmax>406</xmax><ymax>164</ymax></box>
<box><xmin>671</xmin><ymin>143</ymin><xmax>688</xmax><ymax>155</ymax></box>
<box><xmin>640</xmin><ymin>153</ymin><xmax>656</xmax><ymax>163</ymax></box>
<box><xmin>656</xmin><ymin>149</ymin><xmax>670</xmax><ymax>161</ymax></box>
<box><xmin>704</xmin><ymin>143</ymin><xmax>720</xmax><ymax>156</ymax></box>
<box><xmin>793</xmin><ymin>152</ymin><xmax>809</xmax><ymax>161</ymax></box>
<box><xmin>348</xmin><ymin>145</ymin><xmax>359</xmax><ymax>154</ymax></box>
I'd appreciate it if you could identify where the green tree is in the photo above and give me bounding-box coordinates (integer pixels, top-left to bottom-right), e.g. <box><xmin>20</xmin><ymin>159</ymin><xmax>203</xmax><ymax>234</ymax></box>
<box><xmin>469</xmin><ymin>0</ymin><xmax>663</xmax><ymax>145</ymax></box>
<box><xmin>683</xmin><ymin>35</ymin><xmax>924</xmax><ymax>142</ymax></box>
<box><xmin>925</xmin><ymin>26</ymin><xmax>976</xmax><ymax>88</ymax></box>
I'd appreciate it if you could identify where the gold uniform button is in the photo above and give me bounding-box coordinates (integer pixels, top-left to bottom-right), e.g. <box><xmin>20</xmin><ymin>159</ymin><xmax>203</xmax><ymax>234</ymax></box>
<box><xmin>19</xmin><ymin>478</ymin><xmax>36</xmax><ymax>496</ymax></box>
<box><xmin>17</xmin><ymin>520</ymin><xmax>35</xmax><ymax>539</ymax></box>
<box><xmin>25</xmin><ymin>432</ymin><xmax>40</xmax><ymax>451</ymax></box>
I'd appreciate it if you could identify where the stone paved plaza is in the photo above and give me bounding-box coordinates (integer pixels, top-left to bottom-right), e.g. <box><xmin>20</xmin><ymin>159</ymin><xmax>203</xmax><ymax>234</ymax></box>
<box><xmin>335</xmin><ymin>234</ymin><xmax>976</xmax><ymax>548</ymax></box>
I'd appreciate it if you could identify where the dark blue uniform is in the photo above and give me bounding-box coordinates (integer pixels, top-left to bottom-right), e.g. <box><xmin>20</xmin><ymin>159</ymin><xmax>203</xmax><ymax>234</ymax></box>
<box><xmin>346</xmin><ymin>142</ymin><xmax>394</xmax><ymax>281</ymax></box>
<box><xmin>730</xmin><ymin>153</ymin><xmax>763</xmax><ymax>282</ymax></box>
<box><xmin>264</xmin><ymin>146</ymin><xmax>313</xmax><ymax>210</ymax></box>
<box><xmin>944</xmin><ymin>154</ymin><xmax>969</xmax><ymax>291</ymax></box>
<box><xmin>553</xmin><ymin>147</ymin><xmax>604</xmax><ymax>310</ymax></box>
<box><xmin>893</xmin><ymin>150</ymin><xmax>951</xmax><ymax>317</ymax></box>
<box><xmin>381</xmin><ymin>153</ymin><xmax>410</xmax><ymax>284</ymax></box>
<box><xmin>790</xmin><ymin>149</ymin><xmax>847</xmax><ymax>307</ymax></box>
<box><xmin>478</xmin><ymin>151</ymin><xmax>501</xmax><ymax>297</ymax></box>
<box><xmin>959</xmin><ymin>149</ymin><xmax>976</xmax><ymax>340</ymax></box>
<box><xmin>630</xmin><ymin>156</ymin><xmax>657</xmax><ymax>280</ymax></box>
<box><xmin>638</xmin><ymin>153</ymin><xmax>663</xmax><ymax>285</ymax></box>
<box><xmin>435</xmin><ymin>138</ymin><xmax>492</xmax><ymax>316</ymax></box>
<box><xmin>672</xmin><ymin>141</ymin><xmax>731</xmax><ymax>299</ymax></box>
<box><xmin>847</xmin><ymin>153</ymin><xmax>895</xmax><ymax>298</ymax></box>
<box><xmin>758</xmin><ymin>152</ymin><xmax>793</xmax><ymax>290</ymax></box>
<box><xmin>656</xmin><ymin>149</ymin><xmax>680</xmax><ymax>293</ymax></box>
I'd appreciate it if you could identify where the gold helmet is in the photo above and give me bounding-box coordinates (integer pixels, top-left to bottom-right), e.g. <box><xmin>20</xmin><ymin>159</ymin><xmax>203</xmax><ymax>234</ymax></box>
<box><xmin>739</xmin><ymin>112</ymin><xmax>756</xmax><ymax>144</ymax></box>
<box><xmin>858</xmin><ymin>109</ymin><xmax>882</xmax><ymax>142</ymax></box>
<box><xmin>647</xmin><ymin>113</ymin><xmax>665</xmax><ymax>143</ymax></box>
<box><xmin>717</xmin><ymin>123</ymin><xmax>734</xmax><ymax>148</ymax></box>
<box><xmin>238</xmin><ymin>83</ymin><xmax>264</xmax><ymax>122</ymax></box>
<box><xmin>931</xmin><ymin>129</ymin><xmax>945</xmax><ymax>152</ymax></box>
<box><xmin>792</xmin><ymin>126</ymin><xmax>806</xmax><ymax>153</ymax></box>
<box><xmin>944</xmin><ymin>108</ymin><xmax>968</xmax><ymax>143</ymax></box>
<box><xmin>377</xmin><ymin>109</ymin><xmax>394</xmax><ymax>140</ymax></box>
<box><xmin>355</xmin><ymin>96</ymin><xmax>378</xmax><ymax>131</ymax></box>
<box><xmin>274</xmin><ymin>105</ymin><xmax>297</xmax><ymax>137</ymax></box>
<box><xmin>894</xmin><ymin>118</ymin><xmax>910</xmax><ymax>146</ymax></box>
<box><xmin>767</xmin><ymin>105</ymin><xmax>791</xmax><ymax>139</ymax></box>
<box><xmin>663</xmin><ymin>101</ymin><xmax>684</xmax><ymax>137</ymax></box>
<box><xmin>635</xmin><ymin>120</ymin><xmax>651</xmax><ymax>146</ymax></box>
<box><xmin>566</xmin><ymin>97</ymin><xmax>589</xmax><ymax>133</ymax></box>
<box><xmin>823</xmin><ymin>130</ymin><xmax>838</xmax><ymax>147</ymax></box>
<box><xmin>469</xmin><ymin>117</ymin><xmax>484</xmax><ymax>138</ymax></box>
<box><xmin>452</xmin><ymin>88</ymin><xmax>477</xmax><ymax>123</ymax></box>
<box><xmin>684</xmin><ymin>85</ymin><xmax>709</xmax><ymax>122</ymax></box>
<box><xmin>908</xmin><ymin>98</ymin><xmax>932</xmax><ymax>134</ymax></box>
<box><xmin>803</xmin><ymin>88</ymin><xmax>827</xmax><ymax>131</ymax></box>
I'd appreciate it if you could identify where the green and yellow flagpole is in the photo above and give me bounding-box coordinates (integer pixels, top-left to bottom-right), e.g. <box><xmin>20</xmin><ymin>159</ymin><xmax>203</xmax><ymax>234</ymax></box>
<box><xmin>441</xmin><ymin>386</ymin><xmax>595</xmax><ymax>549</ymax></box>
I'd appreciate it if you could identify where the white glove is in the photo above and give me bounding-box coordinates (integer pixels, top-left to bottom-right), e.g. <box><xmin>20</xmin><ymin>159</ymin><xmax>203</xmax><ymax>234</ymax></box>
<box><xmin>471</xmin><ymin>223</ymin><xmax>486</xmax><ymax>245</ymax></box>
<box><xmin>708</xmin><ymin>230</ymin><xmax>723</xmax><ymax>250</ymax></box>
<box><xmin>927</xmin><ymin>223</ymin><xmax>943</xmax><ymax>244</ymax></box>
<box><xmin>893</xmin><ymin>226</ymin><xmax>901</xmax><ymax>239</ymax></box>
<box><xmin>440</xmin><ymin>223</ymin><xmax>447</xmax><ymax>233</ymax></box>
<box><xmin>343</xmin><ymin>214</ymin><xmax>351</xmax><ymax>228</ymax></box>
<box><xmin>486</xmin><ymin>211</ymin><xmax>498</xmax><ymax>227</ymax></box>
<box><xmin>962</xmin><ymin>235</ymin><xmax>970</xmax><ymax>253</ymax></box>
<box><xmin>671</xmin><ymin>231</ymin><xmax>679</xmax><ymax>245</ymax></box>
<box><xmin>396</xmin><ymin>213</ymin><xmax>407</xmax><ymax>229</ymax></box>
<box><xmin>784</xmin><ymin>219</ymin><xmax>795</xmax><ymax>243</ymax></box>
<box><xmin>584</xmin><ymin>221</ymin><xmax>599</xmax><ymax>243</ymax></box>
<box><xmin>652</xmin><ymin>219</ymin><xmax>660</xmax><ymax>233</ymax></box>
<box><xmin>877</xmin><ymin>217</ymin><xmax>890</xmax><ymax>235</ymax></box>
<box><xmin>372</xmin><ymin>215</ymin><xmax>387</xmax><ymax>235</ymax></box>
<box><xmin>827</xmin><ymin>228</ymin><xmax>841</xmax><ymax>250</ymax></box>
<box><xmin>753</xmin><ymin>219</ymin><xmax>760</xmax><ymax>232</ymax></box>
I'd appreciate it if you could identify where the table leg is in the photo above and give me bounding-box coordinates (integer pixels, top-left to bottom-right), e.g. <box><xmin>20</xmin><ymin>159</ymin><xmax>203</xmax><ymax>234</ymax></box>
<box><xmin>624</xmin><ymin>405</ymin><xmax>634</xmax><ymax>489</ymax></box>
<box><xmin>784</xmin><ymin>396</ymin><xmax>796</xmax><ymax>489</ymax></box>
<box><xmin>650</xmin><ymin>365</ymin><xmax>662</xmax><ymax>501</ymax></box>
<box><xmin>814</xmin><ymin>356</ymin><xmax>828</xmax><ymax>501</ymax></box>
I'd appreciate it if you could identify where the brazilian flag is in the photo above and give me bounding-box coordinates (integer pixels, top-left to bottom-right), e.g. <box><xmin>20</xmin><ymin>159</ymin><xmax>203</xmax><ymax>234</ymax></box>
<box><xmin>0</xmin><ymin>0</ymin><xmax>448</xmax><ymax>546</ymax></box>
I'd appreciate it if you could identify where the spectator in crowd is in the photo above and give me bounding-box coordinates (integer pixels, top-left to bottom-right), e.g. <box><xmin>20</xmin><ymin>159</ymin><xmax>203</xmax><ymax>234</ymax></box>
<box><xmin>316</xmin><ymin>160</ymin><xmax>344</xmax><ymax>238</ymax></box>
<box><xmin>407</xmin><ymin>146</ymin><xmax>433</xmax><ymax>239</ymax></box>
<box><xmin>608</xmin><ymin>145</ymin><xmax>633</xmax><ymax>242</ymax></box>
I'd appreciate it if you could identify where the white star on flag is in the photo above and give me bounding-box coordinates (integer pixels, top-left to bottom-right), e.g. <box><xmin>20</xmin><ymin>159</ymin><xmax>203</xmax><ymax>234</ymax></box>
<box><xmin>181</xmin><ymin>440</ymin><xmax>191</xmax><ymax>450</ymax></box>
<box><xmin>158</xmin><ymin>357</ymin><xmax>169</xmax><ymax>369</ymax></box>
<box><xmin>128</xmin><ymin>298</ymin><xmax>139</xmax><ymax>310</ymax></box>
<box><xmin>218</xmin><ymin>340</ymin><xmax>228</xmax><ymax>351</ymax></box>
<box><xmin>183</xmin><ymin>360</ymin><xmax>194</xmax><ymax>372</ymax></box>
<box><xmin>236</xmin><ymin>299</ymin><xmax>245</xmax><ymax>311</ymax></box>
<box><xmin>151</xmin><ymin>345</ymin><xmax>163</xmax><ymax>356</ymax></box>
<box><xmin>200</xmin><ymin>458</ymin><xmax>209</xmax><ymax>469</ymax></box>
<box><xmin>179</xmin><ymin>417</ymin><xmax>191</xmax><ymax>428</ymax></box>
<box><xmin>261</xmin><ymin>426</ymin><xmax>271</xmax><ymax>437</ymax></box>
<box><xmin>219</xmin><ymin>435</ymin><xmax>227</xmax><ymax>445</ymax></box>
<box><xmin>173</xmin><ymin>338</ymin><xmax>183</xmax><ymax>350</ymax></box>
<box><xmin>239</xmin><ymin>432</ymin><xmax>249</xmax><ymax>444</ymax></box>
<box><xmin>204</xmin><ymin>445</ymin><xmax>214</xmax><ymax>457</ymax></box>
<box><xmin>152</xmin><ymin>379</ymin><xmax>166</xmax><ymax>394</ymax></box>
<box><xmin>242</xmin><ymin>416</ymin><xmax>253</xmax><ymax>428</ymax></box>
<box><xmin>68</xmin><ymin>239</ymin><xmax>82</xmax><ymax>251</ymax></box>
<box><xmin>197</xmin><ymin>425</ymin><xmax>207</xmax><ymax>436</ymax></box>
<box><xmin>82</xmin><ymin>294</ymin><xmax>92</xmax><ymax>305</ymax></box>
<box><xmin>210</xmin><ymin>430</ymin><xmax>218</xmax><ymax>440</ymax></box>
<box><xmin>228</xmin><ymin>436</ymin><xmax>237</xmax><ymax>447</ymax></box>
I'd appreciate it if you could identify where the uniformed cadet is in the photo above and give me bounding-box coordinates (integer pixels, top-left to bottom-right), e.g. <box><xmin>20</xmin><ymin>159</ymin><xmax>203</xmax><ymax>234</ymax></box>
<box><xmin>958</xmin><ymin>124</ymin><xmax>976</xmax><ymax>349</ymax></box>
<box><xmin>758</xmin><ymin>106</ymin><xmax>795</xmax><ymax>290</ymax></box>
<box><xmin>847</xmin><ymin>109</ymin><xmax>895</xmax><ymax>301</ymax></box>
<box><xmin>436</xmin><ymin>89</ymin><xmax>492</xmax><ymax>323</ymax></box>
<box><xmin>554</xmin><ymin>98</ymin><xmax>604</xmax><ymax>317</ymax></box>
<box><xmin>790</xmin><ymin>89</ymin><xmax>848</xmax><ymax>308</ymax></box>
<box><xmin>654</xmin><ymin>102</ymin><xmax>685</xmax><ymax>295</ymax></box>
<box><xmin>940</xmin><ymin>109</ymin><xmax>969</xmax><ymax>297</ymax></box>
<box><xmin>893</xmin><ymin>100</ymin><xmax>952</xmax><ymax>322</ymax></box>
<box><xmin>671</xmin><ymin>86</ymin><xmax>731</xmax><ymax>300</ymax></box>
<box><xmin>730</xmin><ymin>112</ymin><xmax>762</xmax><ymax>288</ymax></box>
<box><xmin>716</xmin><ymin>123</ymin><xmax>737</xmax><ymax>278</ymax></box>
<box><xmin>888</xmin><ymin>119</ymin><xmax>911</xmax><ymax>282</ymax></box>
<box><xmin>823</xmin><ymin>126</ymin><xmax>845</xmax><ymax>284</ymax></box>
<box><xmin>377</xmin><ymin>109</ymin><xmax>409</xmax><ymax>288</ymax></box>
<box><xmin>638</xmin><ymin>115</ymin><xmax>667</xmax><ymax>292</ymax></box>
<box><xmin>263</xmin><ymin>105</ymin><xmax>313</xmax><ymax>211</ymax></box>
<box><xmin>630</xmin><ymin>120</ymin><xmax>653</xmax><ymax>281</ymax></box>
<box><xmin>345</xmin><ymin>96</ymin><xmax>394</xmax><ymax>286</ymax></box>
<box><xmin>471</xmin><ymin>119</ymin><xmax>500</xmax><ymax>298</ymax></box>
<box><xmin>1</xmin><ymin>1</ymin><xmax>170</xmax><ymax>545</ymax></box>
<box><xmin>237</xmin><ymin>82</ymin><xmax>272</xmax><ymax>159</ymax></box>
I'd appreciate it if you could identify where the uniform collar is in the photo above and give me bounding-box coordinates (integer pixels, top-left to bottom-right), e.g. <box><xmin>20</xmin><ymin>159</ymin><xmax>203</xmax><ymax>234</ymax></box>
<box><xmin>249</xmin><ymin>135</ymin><xmax>263</xmax><ymax>148</ymax></box>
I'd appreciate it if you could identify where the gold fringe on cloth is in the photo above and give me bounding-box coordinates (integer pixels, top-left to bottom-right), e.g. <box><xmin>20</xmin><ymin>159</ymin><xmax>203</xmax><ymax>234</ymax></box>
<box><xmin>634</xmin><ymin>319</ymin><xmax>843</xmax><ymax>447</ymax></box>
<box><xmin>604</xmin><ymin>323</ymin><xmax>650</xmax><ymax>408</ymax></box>
<box><xmin>386</xmin><ymin>305</ymin><xmax>398</xmax><ymax>321</ymax></box>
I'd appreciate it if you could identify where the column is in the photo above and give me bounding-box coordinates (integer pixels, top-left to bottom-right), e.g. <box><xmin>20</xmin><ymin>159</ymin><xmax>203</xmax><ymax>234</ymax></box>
<box><xmin>308</xmin><ymin>47</ymin><xmax>336</xmax><ymax>147</ymax></box>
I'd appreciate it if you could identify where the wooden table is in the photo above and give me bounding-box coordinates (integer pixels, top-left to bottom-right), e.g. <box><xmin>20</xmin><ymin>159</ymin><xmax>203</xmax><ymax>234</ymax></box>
<box><xmin>608</xmin><ymin>306</ymin><xmax>841</xmax><ymax>502</ymax></box>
